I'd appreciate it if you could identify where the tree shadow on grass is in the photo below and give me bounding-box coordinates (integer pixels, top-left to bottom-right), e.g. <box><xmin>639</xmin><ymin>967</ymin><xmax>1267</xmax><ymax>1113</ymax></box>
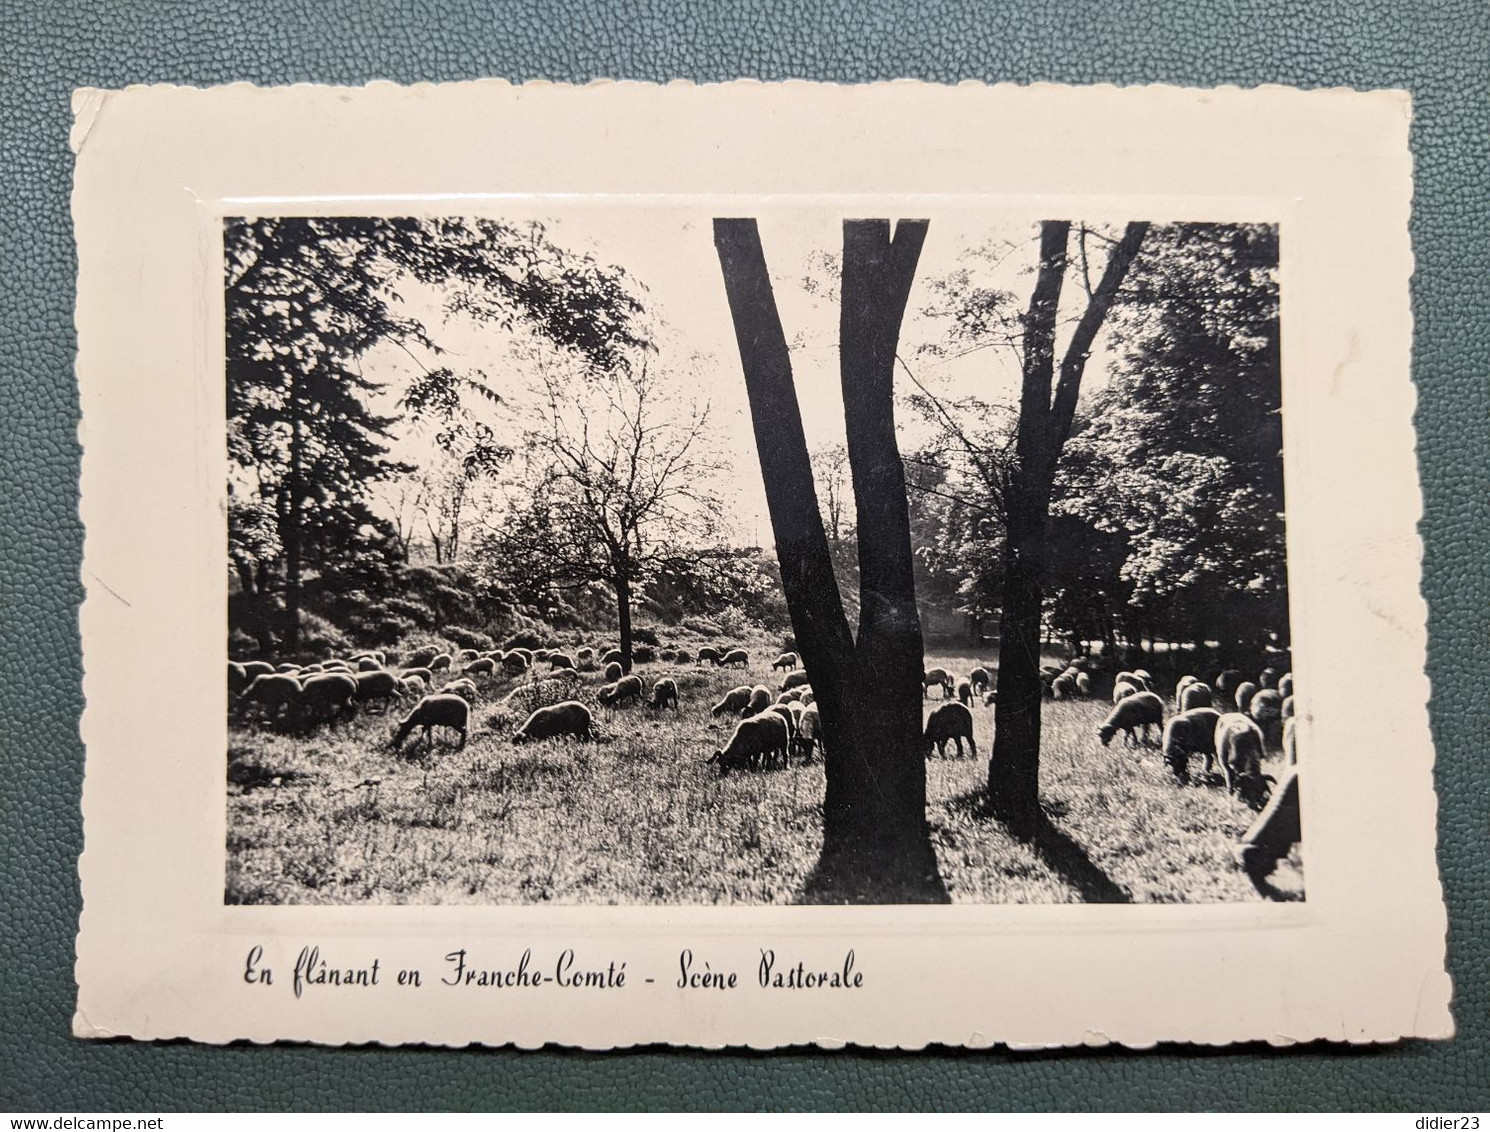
<box><xmin>949</xmin><ymin>791</ymin><xmax>1131</xmax><ymax>904</ymax></box>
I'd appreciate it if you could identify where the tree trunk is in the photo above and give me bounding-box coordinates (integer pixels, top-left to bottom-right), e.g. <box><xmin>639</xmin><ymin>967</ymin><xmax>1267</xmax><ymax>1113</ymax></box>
<box><xmin>615</xmin><ymin>566</ymin><xmax>634</xmax><ymax>674</ymax></box>
<box><xmin>986</xmin><ymin>220</ymin><xmax>1149</xmax><ymax>827</ymax></box>
<box><xmin>282</xmin><ymin>391</ymin><xmax>306</xmax><ymax>652</ymax></box>
<box><xmin>715</xmin><ymin>216</ymin><xmax>946</xmax><ymax>903</ymax></box>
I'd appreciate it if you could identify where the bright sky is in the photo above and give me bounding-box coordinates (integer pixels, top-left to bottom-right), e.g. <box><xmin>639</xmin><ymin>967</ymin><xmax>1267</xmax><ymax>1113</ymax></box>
<box><xmin>359</xmin><ymin>207</ymin><xmax>1119</xmax><ymax>545</ymax></box>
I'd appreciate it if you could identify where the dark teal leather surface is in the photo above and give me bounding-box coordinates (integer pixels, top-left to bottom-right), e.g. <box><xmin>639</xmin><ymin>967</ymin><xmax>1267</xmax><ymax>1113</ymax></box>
<box><xmin>4</xmin><ymin>0</ymin><xmax>1487</xmax><ymax>1111</ymax></box>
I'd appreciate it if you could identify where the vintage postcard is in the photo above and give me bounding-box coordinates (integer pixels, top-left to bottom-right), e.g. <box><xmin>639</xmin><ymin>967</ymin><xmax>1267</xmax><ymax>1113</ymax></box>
<box><xmin>72</xmin><ymin>80</ymin><xmax>1450</xmax><ymax>1048</ymax></box>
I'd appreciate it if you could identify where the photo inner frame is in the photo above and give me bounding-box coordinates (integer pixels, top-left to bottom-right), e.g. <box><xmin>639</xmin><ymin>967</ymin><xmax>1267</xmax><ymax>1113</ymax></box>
<box><xmin>72</xmin><ymin>79</ymin><xmax>1450</xmax><ymax>1048</ymax></box>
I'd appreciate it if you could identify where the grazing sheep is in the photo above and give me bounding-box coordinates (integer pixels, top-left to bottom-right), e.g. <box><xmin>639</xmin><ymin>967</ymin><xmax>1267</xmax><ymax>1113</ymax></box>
<box><xmin>1050</xmin><ymin>672</ymin><xmax>1077</xmax><ymax>700</ymax></box>
<box><xmin>720</xmin><ymin>648</ymin><xmax>749</xmax><ymax>669</ymax></box>
<box><xmin>799</xmin><ymin>690</ymin><xmax>815</xmax><ymax>706</ymax></box>
<box><xmin>439</xmin><ymin>678</ymin><xmax>478</xmax><ymax>704</ymax></box>
<box><xmin>1234</xmin><ymin>680</ymin><xmax>1259</xmax><ymax>714</ymax></box>
<box><xmin>429</xmin><ymin>653</ymin><xmax>452</xmax><ymax>672</ymax></box>
<box><xmin>1279</xmin><ymin>672</ymin><xmax>1294</xmax><ymax>699</ymax></box>
<box><xmin>463</xmin><ymin>657</ymin><xmax>496</xmax><ymax>678</ymax></box>
<box><xmin>392</xmin><ymin>694</ymin><xmax>470</xmax><ymax>753</ymax></box>
<box><xmin>780</xmin><ymin>670</ymin><xmax>810</xmax><ymax>693</ymax></box>
<box><xmin>742</xmin><ymin>684</ymin><xmax>772</xmax><ymax>717</ymax></box>
<box><xmin>794</xmin><ymin>703</ymin><xmax>822</xmax><ymax>762</ymax></box>
<box><xmin>602</xmin><ymin>661</ymin><xmax>624</xmax><ymax>683</ymax></box>
<box><xmin>1175</xmin><ymin>674</ymin><xmax>1198</xmax><ymax>700</ymax></box>
<box><xmin>1075</xmin><ymin>672</ymin><xmax>1092</xmax><ymax>697</ymax></box>
<box><xmin>241</xmin><ymin>660</ymin><xmax>275</xmax><ymax>680</ymax></box>
<box><xmin>771</xmin><ymin>651</ymin><xmax>799</xmax><ymax>671</ymax></box>
<box><xmin>405</xmin><ymin>646</ymin><xmax>438</xmax><ymax>669</ymax></box>
<box><xmin>672</xmin><ymin>648</ymin><xmax>693</xmax><ymax>665</ymax></box>
<box><xmin>1097</xmin><ymin>691</ymin><xmax>1165</xmax><ymax>747</ymax></box>
<box><xmin>708</xmin><ymin>712</ymin><xmax>791</xmax><ymax>774</ymax></box>
<box><xmin>511</xmin><ymin>700</ymin><xmax>594</xmax><ymax>745</ymax></box>
<box><xmin>956</xmin><ymin>678</ymin><xmax>973</xmax><ymax>706</ymax></box>
<box><xmin>239</xmin><ymin>673</ymin><xmax>302</xmax><ymax>721</ymax></box>
<box><xmin>509</xmin><ymin>648</ymin><xmax>533</xmax><ymax>664</ymax></box>
<box><xmin>766</xmin><ymin>702</ymin><xmax>798</xmax><ymax>745</ymax></box>
<box><xmin>1133</xmin><ymin>668</ymin><xmax>1154</xmax><ymax>684</ymax></box>
<box><xmin>776</xmin><ymin>688</ymin><xmax>802</xmax><ymax>705</ymax></box>
<box><xmin>1114</xmin><ymin>671</ymin><xmax>1147</xmax><ymax>698</ymax></box>
<box><xmin>1112</xmin><ymin>682</ymin><xmax>1139</xmax><ymax>705</ymax></box>
<box><xmin>1248</xmin><ymin>688</ymin><xmax>1284</xmax><ymax>745</ymax></box>
<box><xmin>401</xmin><ymin>666</ymin><xmax>433</xmax><ymax>688</ymax></box>
<box><xmin>1160</xmin><ymin>707</ymin><xmax>1222</xmax><ymax>783</ymax></box>
<box><xmin>277</xmin><ymin>662</ymin><xmax>303</xmax><ymax>674</ymax></box>
<box><xmin>1283</xmin><ymin>717</ymin><xmax>1297</xmax><ymax>767</ymax></box>
<box><xmin>400</xmin><ymin>675</ymin><xmax>426</xmax><ymax>699</ymax></box>
<box><xmin>454</xmin><ymin>648</ymin><xmax>479</xmax><ymax>666</ymax></box>
<box><xmin>353</xmin><ymin>669</ymin><xmax>401</xmax><ymax>714</ymax></box>
<box><xmin>696</xmin><ymin>646</ymin><xmax>722</xmax><ymax>666</ymax></box>
<box><xmin>575</xmin><ymin>646</ymin><xmax>596</xmax><ymax>668</ymax></box>
<box><xmin>1179</xmin><ymin>682</ymin><xmax>1213</xmax><ymax>712</ymax></box>
<box><xmin>1215</xmin><ymin>669</ymin><xmax>1243</xmax><ymax>699</ymax></box>
<box><xmin>322</xmin><ymin>659</ymin><xmax>353</xmax><ymax>673</ymax></box>
<box><xmin>968</xmin><ymin>666</ymin><xmax>991</xmax><ymax>696</ymax></box>
<box><xmin>1258</xmin><ymin>667</ymin><xmax>1281</xmax><ymax>690</ymax></box>
<box><xmin>501</xmin><ymin>652</ymin><xmax>530</xmax><ymax>677</ymax></box>
<box><xmin>1214</xmin><ymin>712</ymin><xmax>1273</xmax><ymax>810</ymax></box>
<box><xmin>712</xmin><ymin>685</ymin><xmax>755</xmax><ymax>717</ymax></box>
<box><xmin>351</xmin><ymin>656</ymin><xmax>380</xmax><ymax>673</ymax></box>
<box><xmin>532</xmin><ymin>649</ymin><xmax>552</xmax><ymax>663</ymax></box>
<box><xmin>296</xmin><ymin>672</ymin><xmax>358</xmax><ymax>725</ymax></box>
<box><xmin>922</xmin><ymin>667</ymin><xmax>955</xmax><ymax>699</ymax></box>
<box><xmin>597</xmin><ymin>674</ymin><xmax>644</xmax><ymax>708</ymax></box>
<box><xmin>547</xmin><ymin>651</ymin><xmax>576</xmax><ymax>672</ymax></box>
<box><xmin>648</xmin><ymin>678</ymin><xmax>679</xmax><ymax>711</ymax></box>
<box><xmin>228</xmin><ymin>661</ymin><xmax>250</xmax><ymax>695</ymax></box>
<box><xmin>924</xmin><ymin>702</ymin><xmax>977</xmax><ymax>758</ymax></box>
<box><xmin>1281</xmin><ymin>694</ymin><xmax>1294</xmax><ymax>721</ymax></box>
<box><xmin>601</xmin><ymin>648</ymin><xmax>623</xmax><ymax>666</ymax></box>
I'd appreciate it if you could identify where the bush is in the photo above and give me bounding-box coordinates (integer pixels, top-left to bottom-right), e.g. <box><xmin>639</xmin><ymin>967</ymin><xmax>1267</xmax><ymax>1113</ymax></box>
<box><xmin>363</xmin><ymin>615</ymin><xmax>418</xmax><ymax>648</ymax></box>
<box><xmin>681</xmin><ymin>616</ymin><xmax>722</xmax><ymax>638</ymax></box>
<box><xmin>780</xmin><ymin>635</ymin><xmax>797</xmax><ymax>652</ymax></box>
<box><xmin>632</xmin><ymin>645</ymin><xmax>657</xmax><ymax>664</ymax></box>
<box><xmin>632</xmin><ymin>626</ymin><xmax>660</xmax><ymax>646</ymax></box>
<box><xmin>299</xmin><ymin>610</ymin><xmax>352</xmax><ymax>656</ymax></box>
<box><xmin>380</xmin><ymin>596</ymin><xmax>437</xmax><ymax>626</ymax></box>
<box><xmin>446</xmin><ymin>626</ymin><xmax>496</xmax><ymax>652</ymax></box>
<box><xmin>504</xmin><ymin>630</ymin><xmax>545</xmax><ymax>651</ymax></box>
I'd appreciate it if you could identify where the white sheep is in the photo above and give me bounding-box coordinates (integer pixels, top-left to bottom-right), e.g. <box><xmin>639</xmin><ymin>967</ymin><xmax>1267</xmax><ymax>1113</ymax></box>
<box><xmin>1248</xmin><ymin>687</ymin><xmax>1284</xmax><ymax>745</ymax></box>
<box><xmin>696</xmin><ymin>646</ymin><xmax>722</xmax><ymax>666</ymax></box>
<box><xmin>597</xmin><ymin>674</ymin><xmax>644</xmax><ymax>708</ymax></box>
<box><xmin>771</xmin><ymin>651</ymin><xmax>799</xmax><ymax>671</ymax></box>
<box><xmin>429</xmin><ymin>653</ymin><xmax>453</xmax><ymax>672</ymax></box>
<box><xmin>297</xmin><ymin>672</ymin><xmax>358</xmax><ymax>725</ymax></box>
<box><xmin>708</xmin><ymin>712</ymin><xmax>790</xmax><ymax>774</ymax></box>
<box><xmin>742</xmin><ymin>684</ymin><xmax>772</xmax><ymax>717</ymax></box>
<box><xmin>1214</xmin><ymin>712</ymin><xmax>1273</xmax><ymax>809</ymax></box>
<box><xmin>240</xmin><ymin>660</ymin><xmax>275</xmax><ymax>680</ymax></box>
<box><xmin>922</xmin><ymin>667</ymin><xmax>955</xmax><ymax>699</ymax></box>
<box><xmin>1075</xmin><ymin>672</ymin><xmax>1092</xmax><ymax>697</ymax></box>
<box><xmin>548</xmin><ymin>651</ymin><xmax>576</xmax><ymax>672</ymax></box>
<box><xmin>780</xmin><ymin>670</ymin><xmax>810</xmax><ymax>693</ymax></box>
<box><xmin>1178</xmin><ymin>682</ymin><xmax>1213</xmax><ymax>712</ymax></box>
<box><xmin>353</xmin><ymin>669</ymin><xmax>401</xmax><ymax>714</ymax></box>
<box><xmin>1160</xmin><ymin>706</ymin><xmax>1221</xmax><ymax>783</ymax></box>
<box><xmin>794</xmin><ymin>703</ymin><xmax>822</xmax><ymax>762</ymax></box>
<box><xmin>463</xmin><ymin>657</ymin><xmax>497</xmax><ymax>678</ymax></box>
<box><xmin>1097</xmin><ymin>691</ymin><xmax>1164</xmax><ymax>747</ymax></box>
<box><xmin>924</xmin><ymin>702</ymin><xmax>977</xmax><ymax>758</ymax></box>
<box><xmin>454</xmin><ymin>648</ymin><xmax>479</xmax><ymax>666</ymax></box>
<box><xmin>392</xmin><ymin>693</ymin><xmax>469</xmax><ymax>753</ymax></box>
<box><xmin>1279</xmin><ymin>672</ymin><xmax>1294</xmax><ymax>699</ymax></box>
<box><xmin>512</xmin><ymin>700</ymin><xmax>594</xmax><ymax>745</ymax></box>
<box><xmin>711</xmin><ymin>685</ymin><xmax>754</xmax><ymax>716</ymax></box>
<box><xmin>439</xmin><ymin>678</ymin><xmax>478</xmax><ymax>704</ymax></box>
<box><xmin>1233</xmin><ymin>680</ymin><xmax>1259</xmax><ymax>713</ymax></box>
<box><xmin>648</xmin><ymin>677</ymin><xmax>679</xmax><ymax>711</ymax></box>
<box><xmin>720</xmin><ymin>648</ymin><xmax>750</xmax><ymax>669</ymax></box>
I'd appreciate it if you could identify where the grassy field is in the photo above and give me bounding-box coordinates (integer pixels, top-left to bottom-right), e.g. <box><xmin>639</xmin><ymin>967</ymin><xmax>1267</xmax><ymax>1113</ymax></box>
<box><xmin>226</xmin><ymin>643</ymin><xmax>1303</xmax><ymax>905</ymax></box>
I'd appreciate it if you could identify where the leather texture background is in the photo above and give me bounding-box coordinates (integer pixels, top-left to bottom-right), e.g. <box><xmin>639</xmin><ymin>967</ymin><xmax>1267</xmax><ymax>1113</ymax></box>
<box><xmin>3</xmin><ymin>0</ymin><xmax>1487</xmax><ymax>1111</ymax></box>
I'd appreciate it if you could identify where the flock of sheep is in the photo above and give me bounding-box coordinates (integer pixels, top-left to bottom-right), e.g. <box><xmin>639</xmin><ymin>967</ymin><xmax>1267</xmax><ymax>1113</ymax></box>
<box><xmin>1024</xmin><ymin>657</ymin><xmax>1296</xmax><ymax>811</ymax></box>
<box><xmin>230</xmin><ymin>640</ymin><xmax>1295</xmax><ymax>812</ymax></box>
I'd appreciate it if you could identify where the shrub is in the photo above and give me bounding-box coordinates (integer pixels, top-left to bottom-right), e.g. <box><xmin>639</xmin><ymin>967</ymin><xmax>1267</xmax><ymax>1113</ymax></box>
<box><xmin>504</xmin><ymin>630</ymin><xmax>545</xmax><ymax>651</ymax></box>
<box><xmin>681</xmin><ymin>616</ymin><xmax>722</xmax><ymax>638</ymax></box>
<box><xmin>632</xmin><ymin>626</ymin><xmax>660</xmax><ymax>646</ymax></box>
<box><xmin>446</xmin><ymin>626</ymin><xmax>496</xmax><ymax>652</ymax></box>
<box><xmin>780</xmin><ymin>635</ymin><xmax>797</xmax><ymax>652</ymax></box>
<box><xmin>380</xmin><ymin>596</ymin><xmax>437</xmax><ymax>626</ymax></box>
<box><xmin>632</xmin><ymin>645</ymin><xmax>657</xmax><ymax>664</ymax></box>
<box><xmin>299</xmin><ymin>610</ymin><xmax>352</xmax><ymax>655</ymax></box>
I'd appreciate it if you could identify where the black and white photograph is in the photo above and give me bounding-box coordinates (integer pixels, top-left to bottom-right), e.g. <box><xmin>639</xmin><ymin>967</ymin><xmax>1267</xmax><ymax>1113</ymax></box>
<box><xmin>73</xmin><ymin>80</ymin><xmax>1448</xmax><ymax>1049</ymax></box>
<box><xmin>224</xmin><ymin>208</ymin><xmax>1300</xmax><ymax>906</ymax></box>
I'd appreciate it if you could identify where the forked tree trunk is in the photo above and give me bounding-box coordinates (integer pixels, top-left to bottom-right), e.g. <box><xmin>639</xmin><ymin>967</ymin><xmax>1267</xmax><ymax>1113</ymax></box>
<box><xmin>987</xmin><ymin>220</ymin><xmax>1149</xmax><ymax>826</ymax></box>
<box><xmin>716</xmin><ymin>217</ymin><xmax>945</xmax><ymax>903</ymax></box>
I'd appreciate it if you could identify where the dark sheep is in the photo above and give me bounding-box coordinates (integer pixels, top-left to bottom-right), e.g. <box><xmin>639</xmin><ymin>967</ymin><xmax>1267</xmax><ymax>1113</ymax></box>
<box><xmin>1248</xmin><ymin>688</ymin><xmax>1284</xmax><ymax>745</ymax></box>
<box><xmin>463</xmin><ymin>657</ymin><xmax>497</xmax><ymax>678</ymax></box>
<box><xmin>696</xmin><ymin>646</ymin><xmax>722</xmax><ymax>666</ymax></box>
<box><xmin>597</xmin><ymin>674</ymin><xmax>644</xmax><ymax>708</ymax></box>
<box><xmin>1179</xmin><ymin>682</ymin><xmax>1213</xmax><ymax>712</ymax></box>
<box><xmin>956</xmin><ymin>678</ymin><xmax>973</xmax><ymax>706</ymax></box>
<box><xmin>602</xmin><ymin>661</ymin><xmax>624</xmax><ymax>683</ymax></box>
<box><xmin>1215</xmin><ymin>712</ymin><xmax>1273</xmax><ymax>810</ymax></box>
<box><xmin>968</xmin><ymin>666</ymin><xmax>991</xmax><ymax>696</ymax></box>
<box><xmin>922</xmin><ymin>667</ymin><xmax>955</xmax><ymax>699</ymax></box>
<box><xmin>780</xmin><ymin>670</ymin><xmax>810</xmax><ymax>693</ymax></box>
<box><xmin>1160</xmin><ymin>706</ymin><xmax>1222</xmax><ymax>783</ymax></box>
<box><xmin>241</xmin><ymin>660</ymin><xmax>275</xmax><ymax>680</ymax></box>
<box><xmin>771</xmin><ymin>651</ymin><xmax>799</xmax><ymax>671</ymax></box>
<box><xmin>353</xmin><ymin>669</ymin><xmax>401</xmax><ymax>714</ymax></box>
<box><xmin>720</xmin><ymin>648</ymin><xmax>750</xmax><ymax>669</ymax></box>
<box><xmin>1097</xmin><ymin>691</ymin><xmax>1165</xmax><ymax>747</ymax></box>
<box><xmin>297</xmin><ymin>672</ymin><xmax>358</xmax><ymax>725</ymax></box>
<box><xmin>392</xmin><ymin>694</ymin><xmax>469</xmax><ymax>753</ymax></box>
<box><xmin>512</xmin><ymin>701</ymin><xmax>594</xmax><ymax>745</ymax></box>
<box><xmin>648</xmin><ymin>678</ymin><xmax>679</xmax><ymax>711</ymax></box>
<box><xmin>708</xmin><ymin>712</ymin><xmax>790</xmax><ymax>774</ymax></box>
<box><xmin>1234</xmin><ymin>680</ymin><xmax>1259</xmax><ymax>714</ymax></box>
<box><xmin>793</xmin><ymin>703</ymin><xmax>822</xmax><ymax>762</ymax></box>
<box><xmin>742</xmin><ymin>685</ymin><xmax>772</xmax><ymax>717</ymax></box>
<box><xmin>924</xmin><ymin>702</ymin><xmax>977</xmax><ymax>758</ymax></box>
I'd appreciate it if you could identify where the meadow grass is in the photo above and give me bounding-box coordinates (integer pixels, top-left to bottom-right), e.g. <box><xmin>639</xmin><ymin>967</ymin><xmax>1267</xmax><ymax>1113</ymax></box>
<box><xmin>226</xmin><ymin>645</ymin><xmax>1302</xmax><ymax>905</ymax></box>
